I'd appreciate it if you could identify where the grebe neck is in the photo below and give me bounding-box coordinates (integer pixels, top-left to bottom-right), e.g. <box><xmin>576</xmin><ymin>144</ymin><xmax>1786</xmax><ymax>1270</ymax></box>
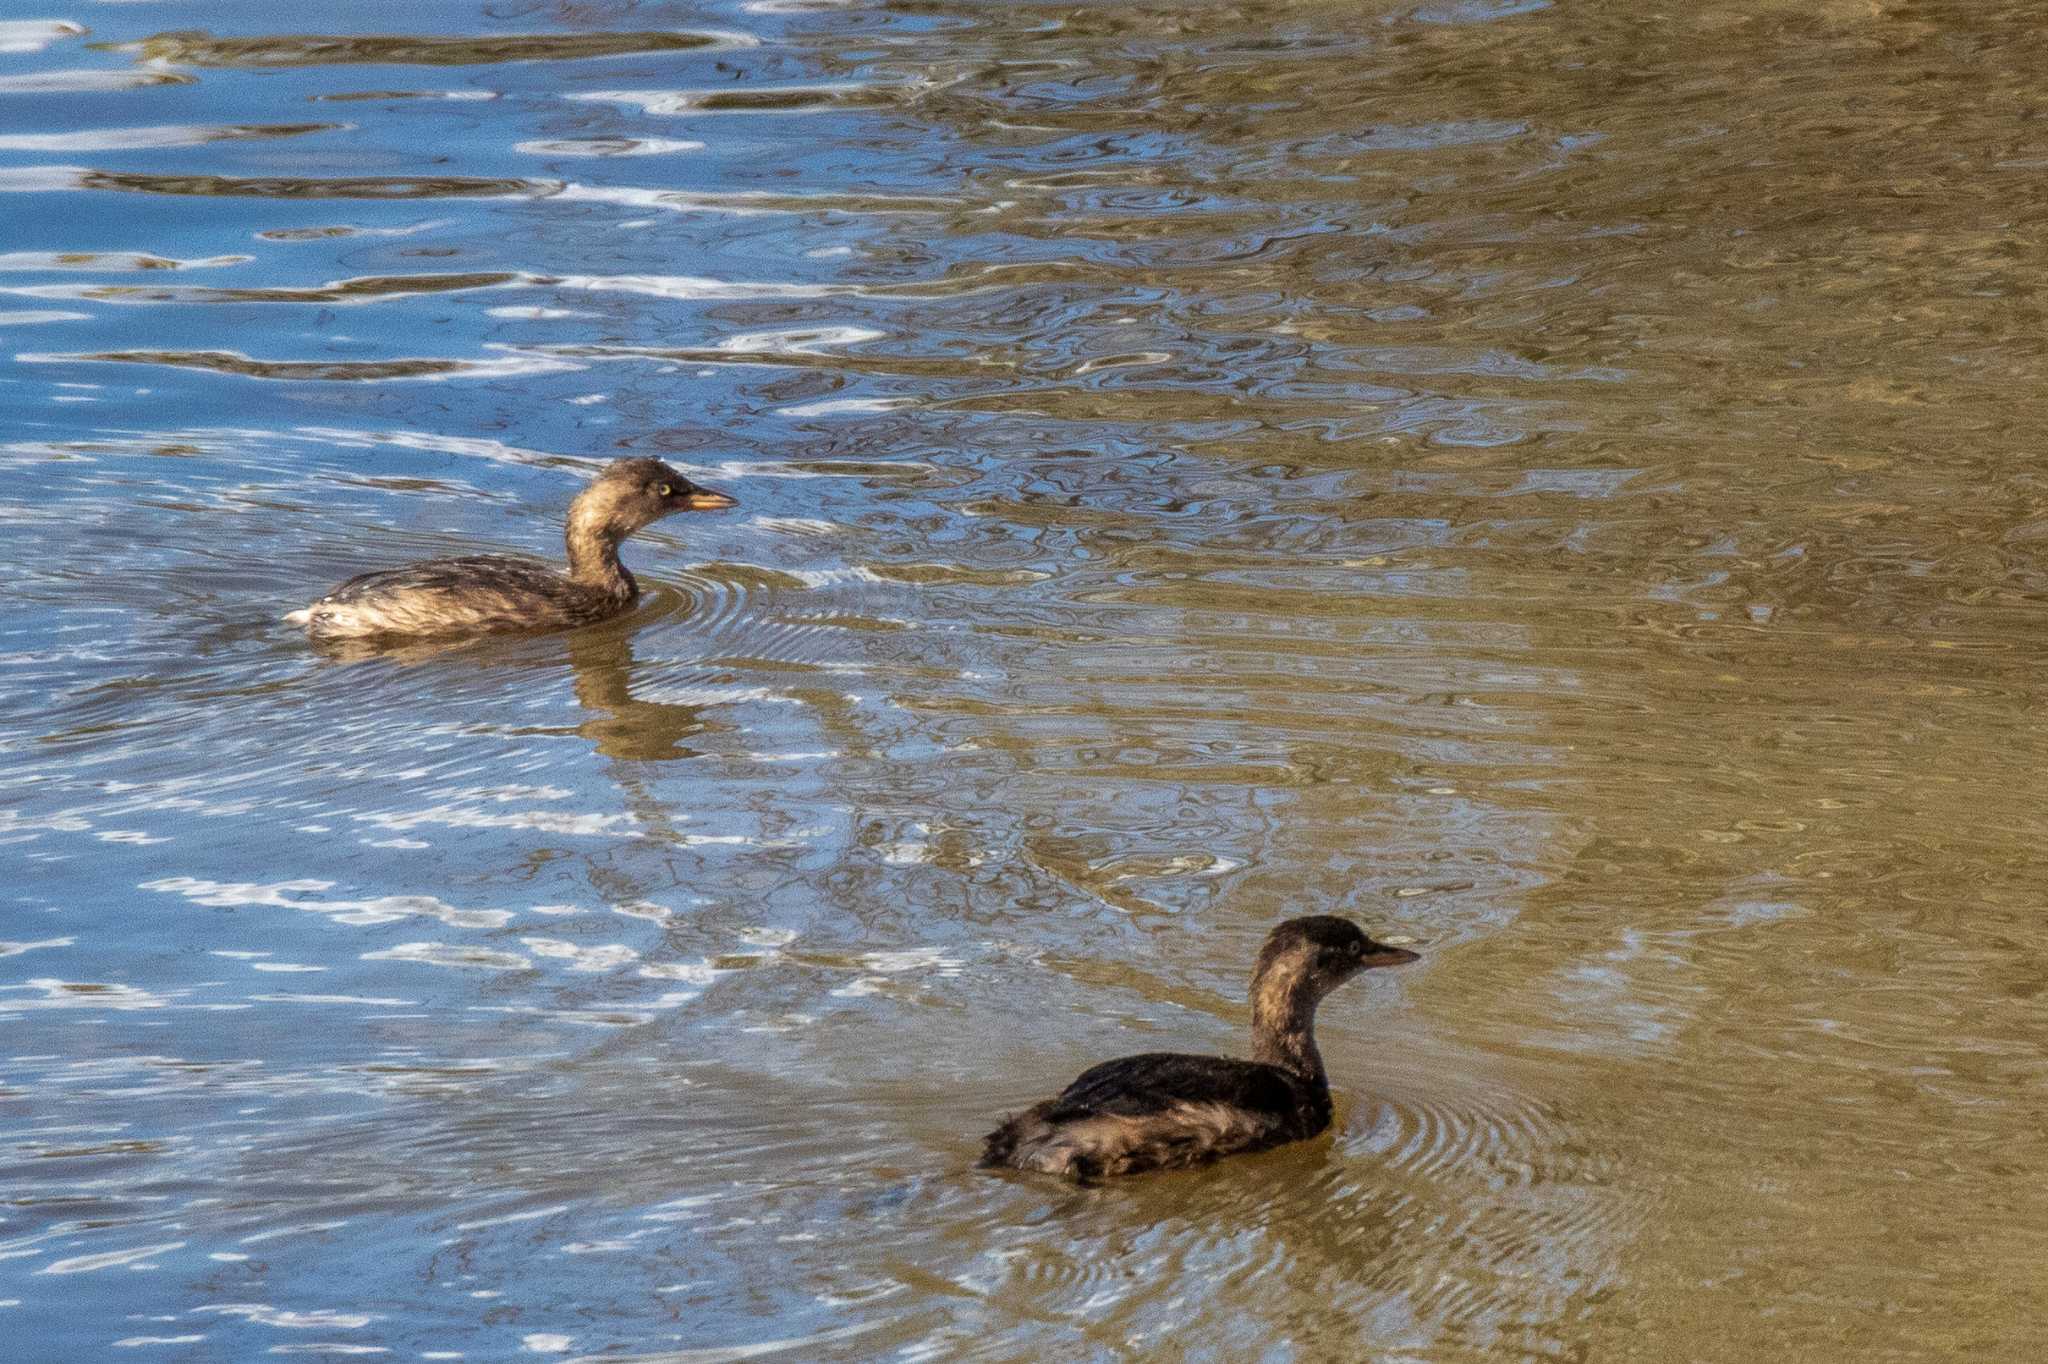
<box><xmin>565</xmin><ymin>518</ymin><xmax>637</xmax><ymax>598</ymax></box>
<box><xmin>1248</xmin><ymin>958</ymin><xmax>1328</xmax><ymax>1085</ymax></box>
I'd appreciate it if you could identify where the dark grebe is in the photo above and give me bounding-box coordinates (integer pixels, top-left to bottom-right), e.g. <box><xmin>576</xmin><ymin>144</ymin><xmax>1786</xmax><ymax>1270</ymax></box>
<box><xmin>286</xmin><ymin>457</ymin><xmax>735</xmax><ymax>640</ymax></box>
<box><xmin>980</xmin><ymin>916</ymin><xmax>1419</xmax><ymax>1181</ymax></box>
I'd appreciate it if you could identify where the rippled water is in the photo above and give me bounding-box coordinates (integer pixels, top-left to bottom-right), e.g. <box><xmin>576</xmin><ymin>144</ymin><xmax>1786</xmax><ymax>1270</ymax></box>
<box><xmin>4</xmin><ymin>1</ymin><xmax>2048</xmax><ymax>1358</ymax></box>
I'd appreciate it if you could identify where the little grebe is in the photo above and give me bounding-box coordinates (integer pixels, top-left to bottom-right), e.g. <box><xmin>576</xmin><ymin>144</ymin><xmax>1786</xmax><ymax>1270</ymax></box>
<box><xmin>286</xmin><ymin>457</ymin><xmax>735</xmax><ymax>640</ymax></box>
<box><xmin>980</xmin><ymin>916</ymin><xmax>1419</xmax><ymax>1181</ymax></box>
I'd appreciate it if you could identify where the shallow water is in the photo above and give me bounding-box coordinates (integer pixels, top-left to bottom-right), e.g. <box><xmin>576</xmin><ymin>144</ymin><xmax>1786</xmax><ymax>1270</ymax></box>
<box><xmin>3</xmin><ymin>1</ymin><xmax>2047</xmax><ymax>1359</ymax></box>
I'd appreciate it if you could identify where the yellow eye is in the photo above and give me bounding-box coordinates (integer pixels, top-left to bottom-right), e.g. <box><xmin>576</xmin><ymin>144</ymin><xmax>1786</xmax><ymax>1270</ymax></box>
<box><xmin>657</xmin><ymin>483</ymin><xmax>673</xmax><ymax>496</ymax></box>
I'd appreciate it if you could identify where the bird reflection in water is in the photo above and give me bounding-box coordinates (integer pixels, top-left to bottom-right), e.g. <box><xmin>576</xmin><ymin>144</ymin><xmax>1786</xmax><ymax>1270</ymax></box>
<box><xmin>307</xmin><ymin>615</ymin><xmax>719</xmax><ymax>762</ymax></box>
<box><xmin>563</xmin><ymin>624</ymin><xmax>718</xmax><ymax>762</ymax></box>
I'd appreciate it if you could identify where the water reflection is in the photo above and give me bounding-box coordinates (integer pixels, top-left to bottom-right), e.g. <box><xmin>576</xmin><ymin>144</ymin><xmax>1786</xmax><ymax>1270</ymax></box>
<box><xmin>307</xmin><ymin>608</ymin><xmax>716</xmax><ymax>762</ymax></box>
<box><xmin>567</xmin><ymin>622</ymin><xmax>716</xmax><ymax>763</ymax></box>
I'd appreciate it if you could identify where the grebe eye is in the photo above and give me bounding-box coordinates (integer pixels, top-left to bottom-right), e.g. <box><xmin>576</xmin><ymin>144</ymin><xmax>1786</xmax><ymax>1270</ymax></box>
<box><xmin>657</xmin><ymin>483</ymin><xmax>673</xmax><ymax>496</ymax></box>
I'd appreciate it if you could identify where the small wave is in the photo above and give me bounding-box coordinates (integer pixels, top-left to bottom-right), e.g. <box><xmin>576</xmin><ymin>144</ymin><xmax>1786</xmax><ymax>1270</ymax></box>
<box><xmin>549</xmin><ymin>182</ymin><xmax>957</xmax><ymax>216</ymax></box>
<box><xmin>142</xmin><ymin>876</ymin><xmax>514</xmax><ymax>929</ymax></box>
<box><xmin>775</xmin><ymin>396</ymin><xmax>918</xmax><ymax>418</ymax></box>
<box><xmin>7</xmin><ymin>270</ymin><xmax>521</xmax><ymax>306</ymax></box>
<box><xmin>120</xmin><ymin>30</ymin><xmax>751</xmax><ymax>69</ymax></box>
<box><xmin>0</xmin><ymin>978</ymin><xmax>178</xmax><ymax>1011</ymax></box>
<box><xmin>515</xmin><ymin>138</ymin><xmax>705</xmax><ymax>158</ymax></box>
<box><xmin>568</xmin><ymin>83</ymin><xmax>892</xmax><ymax>116</ymax></box>
<box><xmin>311</xmin><ymin>89</ymin><xmax>499</xmax><ymax>103</ymax></box>
<box><xmin>561</xmin><ymin>1320</ymin><xmax>882</xmax><ymax>1364</ymax></box>
<box><xmin>361</xmin><ymin>943</ymin><xmax>532</xmax><ymax>971</ymax></box>
<box><xmin>520</xmin><ymin>938</ymin><xmax>640</xmax><ymax>972</ymax></box>
<box><xmin>1405</xmin><ymin>0</ymin><xmax>1553</xmax><ymax>24</ymax></box>
<box><xmin>258</xmin><ymin>221</ymin><xmax>447</xmax><ymax>241</ymax></box>
<box><xmin>0</xmin><ymin>163</ymin><xmax>952</xmax><ymax>218</ymax></box>
<box><xmin>719</xmin><ymin>325</ymin><xmax>885</xmax><ymax>355</ymax></box>
<box><xmin>290</xmin><ymin>424</ymin><xmax>562</xmax><ymax>466</ymax></box>
<box><xmin>0</xmin><ymin>20</ymin><xmax>84</xmax><ymax>54</ymax></box>
<box><xmin>0</xmin><ymin>936</ymin><xmax>73</xmax><ymax>957</ymax></box>
<box><xmin>0</xmin><ymin>165</ymin><xmax>547</xmax><ymax>199</ymax></box>
<box><xmin>192</xmin><ymin>1304</ymin><xmax>377</xmax><ymax>1329</ymax></box>
<box><xmin>486</xmin><ymin>305</ymin><xmax>596</xmax><ymax>319</ymax></box>
<box><xmin>555</xmin><ymin>273</ymin><xmax>860</xmax><ymax>301</ymax></box>
<box><xmin>357</xmin><ymin>802</ymin><xmax>635</xmax><ymax>836</ymax></box>
<box><xmin>17</xmin><ymin>348</ymin><xmax>583</xmax><ymax>382</ymax></box>
<box><xmin>0</xmin><ymin>251</ymin><xmax>250</xmax><ymax>271</ymax></box>
<box><xmin>36</xmin><ymin>1242</ymin><xmax>186</xmax><ymax>1275</ymax></box>
<box><xmin>0</xmin><ymin>123</ymin><xmax>342</xmax><ymax>153</ymax></box>
<box><xmin>0</xmin><ymin>310</ymin><xmax>85</xmax><ymax>325</ymax></box>
<box><xmin>0</xmin><ymin>69</ymin><xmax>190</xmax><ymax>93</ymax></box>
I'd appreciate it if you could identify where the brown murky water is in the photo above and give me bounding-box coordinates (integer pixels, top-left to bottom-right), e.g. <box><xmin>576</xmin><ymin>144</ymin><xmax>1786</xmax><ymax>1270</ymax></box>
<box><xmin>2</xmin><ymin>1</ymin><xmax>2046</xmax><ymax>1358</ymax></box>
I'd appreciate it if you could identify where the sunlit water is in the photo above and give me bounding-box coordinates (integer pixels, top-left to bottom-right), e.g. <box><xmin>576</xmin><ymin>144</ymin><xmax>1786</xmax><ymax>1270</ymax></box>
<box><xmin>3</xmin><ymin>1</ymin><xmax>2047</xmax><ymax>1359</ymax></box>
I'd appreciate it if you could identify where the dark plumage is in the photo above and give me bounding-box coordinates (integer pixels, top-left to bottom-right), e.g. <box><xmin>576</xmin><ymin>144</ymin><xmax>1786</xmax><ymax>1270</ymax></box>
<box><xmin>286</xmin><ymin>457</ymin><xmax>735</xmax><ymax>640</ymax></box>
<box><xmin>980</xmin><ymin>916</ymin><xmax>1419</xmax><ymax>1181</ymax></box>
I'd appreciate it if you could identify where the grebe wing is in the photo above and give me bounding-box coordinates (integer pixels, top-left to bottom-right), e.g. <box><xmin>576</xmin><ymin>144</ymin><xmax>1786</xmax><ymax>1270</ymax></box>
<box><xmin>323</xmin><ymin>555</ymin><xmax>565</xmax><ymax>602</ymax></box>
<box><xmin>1048</xmin><ymin>1053</ymin><xmax>1303</xmax><ymax>1122</ymax></box>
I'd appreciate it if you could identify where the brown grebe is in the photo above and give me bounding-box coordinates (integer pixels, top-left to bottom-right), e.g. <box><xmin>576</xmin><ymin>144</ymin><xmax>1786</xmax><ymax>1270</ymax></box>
<box><xmin>980</xmin><ymin>916</ymin><xmax>1419</xmax><ymax>1181</ymax></box>
<box><xmin>286</xmin><ymin>457</ymin><xmax>735</xmax><ymax>640</ymax></box>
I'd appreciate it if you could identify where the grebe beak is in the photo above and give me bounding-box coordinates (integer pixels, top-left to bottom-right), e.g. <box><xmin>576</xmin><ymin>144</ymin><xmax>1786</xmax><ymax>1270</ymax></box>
<box><xmin>1362</xmin><ymin>945</ymin><xmax>1420</xmax><ymax>969</ymax></box>
<box><xmin>679</xmin><ymin>487</ymin><xmax>738</xmax><ymax>512</ymax></box>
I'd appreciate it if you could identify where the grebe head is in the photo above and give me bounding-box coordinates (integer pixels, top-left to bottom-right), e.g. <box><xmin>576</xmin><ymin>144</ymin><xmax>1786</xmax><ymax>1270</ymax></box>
<box><xmin>572</xmin><ymin>457</ymin><xmax>737</xmax><ymax>539</ymax></box>
<box><xmin>1254</xmin><ymin>915</ymin><xmax>1419</xmax><ymax>1000</ymax></box>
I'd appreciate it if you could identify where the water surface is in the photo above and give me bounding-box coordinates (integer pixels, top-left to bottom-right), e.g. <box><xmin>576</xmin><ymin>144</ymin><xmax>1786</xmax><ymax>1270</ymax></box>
<box><xmin>3</xmin><ymin>1</ymin><xmax>2047</xmax><ymax>1359</ymax></box>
